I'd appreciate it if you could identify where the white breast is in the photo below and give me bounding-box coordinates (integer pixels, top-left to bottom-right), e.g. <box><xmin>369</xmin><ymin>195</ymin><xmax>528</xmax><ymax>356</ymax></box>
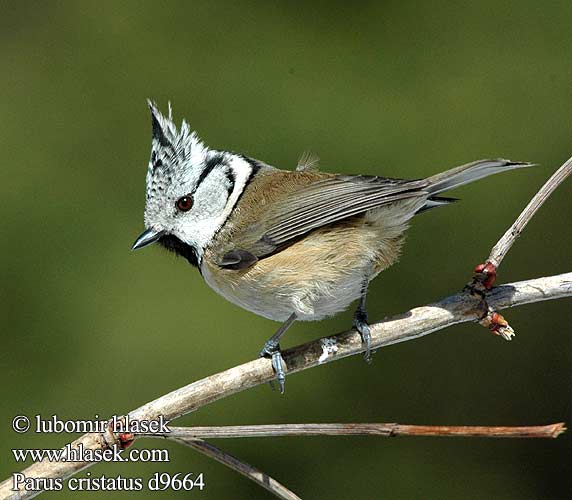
<box><xmin>201</xmin><ymin>260</ymin><xmax>366</xmax><ymax>322</ymax></box>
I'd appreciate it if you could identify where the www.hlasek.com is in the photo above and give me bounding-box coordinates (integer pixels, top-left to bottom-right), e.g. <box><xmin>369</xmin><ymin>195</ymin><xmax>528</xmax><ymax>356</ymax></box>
<box><xmin>10</xmin><ymin>414</ymin><xmax>205</xmax><ymax>492</ymax></box>
<box><xmin>12</xmin><ymin>442</ymin><xmax>169</xmax><ymax>463</ymax></box>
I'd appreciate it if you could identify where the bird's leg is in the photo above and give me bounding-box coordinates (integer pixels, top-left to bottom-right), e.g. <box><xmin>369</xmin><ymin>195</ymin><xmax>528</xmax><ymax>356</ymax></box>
<box><xmin>353</xmin><ymin>279</ymin><xmax>373</xmax><ymax>363</ymax></box>
<box><xmin>259</xmin><ymin>312</ymin><xmax>297</xmax><ymax>394</ymax></box>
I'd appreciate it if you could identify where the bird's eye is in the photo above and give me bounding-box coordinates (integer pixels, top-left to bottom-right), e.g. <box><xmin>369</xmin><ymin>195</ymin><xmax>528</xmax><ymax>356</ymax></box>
<box><xmin>176</xmin><ymin>195</ymin><xmax>193</xmax><ymax>212</ymax></box>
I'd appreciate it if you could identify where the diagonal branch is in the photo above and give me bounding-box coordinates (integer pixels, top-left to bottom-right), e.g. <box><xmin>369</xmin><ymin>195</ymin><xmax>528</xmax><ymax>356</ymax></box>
<box><xmin>176</xmin><ymin>438</ymin><xmax>301</xmax><ymax>500</ymax></box>
<box><xmin>2</xmin><ymin>272</ymin><xmax>571</xmax><ymax>500</ymax></box>
<box><xmin>473</xmin><ymin>156</ymin><xmax>572</xmax><ymax>291</ymax></box>
<box><xmin>128</xmin><ymin>275</ymin><xmax>572</xmax><ymax>422</ymax></box>
<box><xmin>470</xmin><ymin>157</ymin><xmax>572</xmax><ymax>339</ymax></box>
<box><xmin>488</xmin><ymin>155</ymin><xmax>572</xmax><ymax>268</ymax></box>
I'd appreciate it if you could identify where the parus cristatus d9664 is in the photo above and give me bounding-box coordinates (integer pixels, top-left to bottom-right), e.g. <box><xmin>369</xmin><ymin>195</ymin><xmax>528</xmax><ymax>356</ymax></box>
<box><xmin>132</xmin><ymin>102</ymin><xmax>531</xmax><ymax>392</ymax></box>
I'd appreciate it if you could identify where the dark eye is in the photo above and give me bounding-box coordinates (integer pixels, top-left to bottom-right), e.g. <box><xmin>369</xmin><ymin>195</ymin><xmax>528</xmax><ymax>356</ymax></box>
<box><xmin>176</xmin><ymin>195</ymin><xmax>193</xmax><ymax>212</ymax></box>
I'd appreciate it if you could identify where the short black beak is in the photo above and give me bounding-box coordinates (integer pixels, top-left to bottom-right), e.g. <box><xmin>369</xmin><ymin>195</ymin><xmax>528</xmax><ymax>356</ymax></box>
<box><xmin>131</xmin><ymin>228</ymin><xmax>165</xmax><ymax>251</ymax></box>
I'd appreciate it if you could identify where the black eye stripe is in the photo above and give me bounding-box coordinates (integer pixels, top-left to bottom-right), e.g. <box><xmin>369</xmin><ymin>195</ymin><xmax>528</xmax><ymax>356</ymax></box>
<box><xmin>194</xmin><ymin>153</ymin><xmax>225</xmax><ymax>194</ymax></box>
<box><xmin>192</xmin><ymin>154</ymin><xmax>235</xmax><ymax>200</ymax></box>
<box><xmin>224</xmin><ymin>169</ymin><xmax>235</xmax><ymax>196</ymax></box>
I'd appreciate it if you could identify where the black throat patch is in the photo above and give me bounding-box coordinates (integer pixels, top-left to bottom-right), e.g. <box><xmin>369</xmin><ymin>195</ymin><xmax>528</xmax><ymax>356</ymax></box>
<box><xmin>158</xmin><ymin>234</ymin><xmax>200</xmax><ymax>268</ymax></box>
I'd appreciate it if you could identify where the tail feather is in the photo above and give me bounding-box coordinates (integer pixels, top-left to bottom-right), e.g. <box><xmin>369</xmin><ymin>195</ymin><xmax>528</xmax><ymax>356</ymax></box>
<box><xmin>426</xmin><ymin>159</ymin><xmax>534</xmax><ymax>195</ymax></box>
<box><xmin>416</xmin><ymin>195</ymin><xmax>458</xmax><ymax>214</ymax></box>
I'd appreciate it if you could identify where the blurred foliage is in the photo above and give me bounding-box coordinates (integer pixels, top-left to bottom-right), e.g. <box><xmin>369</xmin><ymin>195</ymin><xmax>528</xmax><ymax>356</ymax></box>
<box><xmin>1</xmin><ymin>1</ymin><xmax>571</xmax><ymax>499</ymax></box>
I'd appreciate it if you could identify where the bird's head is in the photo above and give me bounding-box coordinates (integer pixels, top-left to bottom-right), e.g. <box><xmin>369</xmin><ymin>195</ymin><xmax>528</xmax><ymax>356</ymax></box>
<box><xmin>132</xmin><ymin>101</ymin><xmax>256</xmax><ymax>266</ymax></box>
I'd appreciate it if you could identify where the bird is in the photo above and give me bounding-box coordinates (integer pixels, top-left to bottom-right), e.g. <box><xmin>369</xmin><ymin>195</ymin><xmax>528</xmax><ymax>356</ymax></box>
<box><xmin>132</xmin><ymin>101</ymin><xmax>532</xmax><ymax>393</ymax></box>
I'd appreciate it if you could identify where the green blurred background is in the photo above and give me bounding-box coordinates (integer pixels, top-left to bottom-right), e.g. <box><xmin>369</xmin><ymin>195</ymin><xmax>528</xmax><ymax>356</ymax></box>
<box><xmin>1</xmin><ymin>1</ymin><xmax>571</xmax><ymax>498</ymax></box>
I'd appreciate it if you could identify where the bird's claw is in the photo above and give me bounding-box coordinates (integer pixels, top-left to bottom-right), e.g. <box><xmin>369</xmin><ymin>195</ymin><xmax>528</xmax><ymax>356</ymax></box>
<box><xmin>259</xmin><ymin>341</ymin><xmax>286</xmax><ymax>394</ymax></box>
<box><xmin>270</xmin><ymin>351</ymin><xmax>286</xmax><ymax>394</ymax></box>
<box><xmin>353</xmin><ymin>310</ymin><xmax>373</xmax><ymax>363</ymax></box>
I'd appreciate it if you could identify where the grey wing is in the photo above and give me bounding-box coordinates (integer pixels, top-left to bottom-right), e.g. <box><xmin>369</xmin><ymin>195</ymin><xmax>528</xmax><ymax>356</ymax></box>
<box><xmin>261</xmin><ymin>175</ymin><xmax>429</xmax><ymax>247</ymax></box>
<box><xmin>219</xmin><ymin>175</ymin><xmax>430</xmax><ymax>268</ymax></box>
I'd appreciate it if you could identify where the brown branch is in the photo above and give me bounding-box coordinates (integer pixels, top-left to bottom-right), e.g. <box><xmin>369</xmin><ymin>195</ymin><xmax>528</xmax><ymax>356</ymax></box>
<box><xmin>160</xmin><ymin>421</ymin><xmax>566</xmax><ymax>499</ymax></box>
<box><xmin>175</xmin><ymin>438</ymin><xmax>301</xmax><ymax>500</ymax></box>
<box><xmin>154</xmin><ymin>422</ymin><xmax>567</xmax><ymax>439</ymax></box>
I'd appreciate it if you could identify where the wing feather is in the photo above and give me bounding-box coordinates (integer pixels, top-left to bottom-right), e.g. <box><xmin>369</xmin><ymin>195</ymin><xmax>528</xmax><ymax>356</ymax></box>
<box><xmin>215</xmin><ymin>175</ymin><xmax>429</xmax><ymax>268</ymax></box>
<box><xmin>258</xmin><ymin>176</ymin><xmax>427</xmax><ymax>246</ymax></box>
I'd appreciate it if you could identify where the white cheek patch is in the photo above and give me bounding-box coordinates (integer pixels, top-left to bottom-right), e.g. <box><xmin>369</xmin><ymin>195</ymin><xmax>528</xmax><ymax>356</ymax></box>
<box><xmin>176</xmin><ymin>156</ymin><xmax>253</xmax><ymax>259</ymax></box>
<box><xmin>193</xmin><ymin>172</ymin><xmax>230</xmax><ymax>216</ymax></box>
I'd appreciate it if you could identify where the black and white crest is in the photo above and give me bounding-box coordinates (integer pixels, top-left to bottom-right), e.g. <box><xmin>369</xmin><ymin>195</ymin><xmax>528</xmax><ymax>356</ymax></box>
<box><xmin>146</xmin><ymin>100</ymin><xmax>207</xmax><ymax>196</ymax></box>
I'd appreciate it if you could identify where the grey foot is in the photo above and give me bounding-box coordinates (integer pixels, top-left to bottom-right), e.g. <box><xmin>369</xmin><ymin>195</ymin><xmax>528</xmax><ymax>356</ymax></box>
<box><xmin>353</xmin><ymin>310</ymin><xmax>373</xmax><ymax>363</ymax></box>
<box><xmin>259</xmin><ymin>341</ymin><xmax>286</xmax><ymax>394</ymax></box>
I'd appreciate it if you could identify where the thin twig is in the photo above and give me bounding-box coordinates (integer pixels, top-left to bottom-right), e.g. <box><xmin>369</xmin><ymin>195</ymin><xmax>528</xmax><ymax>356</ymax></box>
<box><xmin>151</xmin><ymin>422</ymin><xmax>566</xmax><ymax>439</ymax></box>
<box><xmin>473</xmin><ymin>156</ymin><xmax>572</xmax><ymax>293</ymax></box>
<box><xmin>468</xmin><ymin>157</ymin><xmax>572</xmax><ymax>340</ymax></box>
<box><xmin>164</xmin><ymin>422</ymin><xmax>566</xmax><ymax>499</ymax></box>
<box><xmin>488</xmin><ymin>155</ymin><xmax>572</xmax><ymax>268</ymax></box>
<box><xmin>2</xmin><ymin>272</ymin><xmax>571</xmax><ymax>500</ymax></box>
<box><xmin>175</xmin><ymin>438</ymin><xmax>301</xmax><ymax>500</ymax></box>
